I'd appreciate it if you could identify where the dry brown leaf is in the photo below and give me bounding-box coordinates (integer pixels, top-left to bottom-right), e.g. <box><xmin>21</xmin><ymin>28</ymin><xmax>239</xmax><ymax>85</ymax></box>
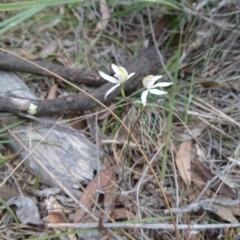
<box><xmin>56</xmin><ymin>56</ymin><xmax>72</xmax><ymax>67</ymax></box>
<box><xmin>18</xmin><ymin>48</ymin><xmax>39</xmax><ymax>60</ymax></box>
<box><xmin>45</xmin><ymin>197</ymin><xmax>77</xmax><ymax>240</ymax></box>
<box><xmin>46</xmin><ymin>212</ymin><xmax>69</xmax><ymax>224</ymax></box>
<box><xmin>190</xmin><ymin>169</ymin><xmax>212</xmax><ymax>201</ymax></box>
<box><xmin>45</xmin><ymin>196</ymin><xmax>69</xmax><ymax>223</ymax></box>
<box><xmin>112</xmin><ymin>208</ymin><xmax>135</xmax><ymax>220</ymax></box>
<box><xmin>132</xmin><ymin>165</ymin><xmax>143</xmax><ymax>180</ymax></box>
<box><xmin>212</xmin><ymin>204</ymin><xmax>239</xmax><ymax>224</ymax></box>
<box><xmin>95</xmin><ymin>0</ymin><xmax>110</xmax><ymax>31</ymax></box>
<box><xmin>47</xmin><ymin>84</ymin><xmax>58</xmax><ymax>100</ymax></box>
<box><xmin>214</xmin><ymin>196</ymin><xmax>240</xmax><ymax>217</ymax></box>
<box><xmin>175</xmin><ymin>141</ymin><xmax>192</xmax><ymax>186</ymax></box>
<box><xmin>153</xmin><ymin>15</ymin><xmax>171</xmax><ymax>42</ymax></box>
<box><xmin>0</xmin><ymin>185</ymin><xmax>29</xmax><ymax>201</ymax></box>
<box><xmin>102</xmin><ymin>156</ymin><xmax>117</xmax><ymax>218</ymax></box>
<box><xmin>74</xmin><ymin>166</ymin><xmax>116</xmax><ymax>223</ymax></box>
<box><xmin>103</xmin><ymin>168</ymin><xmax>117</xmax><ymax>218</ymax></box>
<box><xmin>200</xmin><ymin>81</ymin><xmax>221</xmax><ymax>88</ymax></box>
<box><xmin>185</xmin><ymin>230</ymin><xmax>200</xmax><ymax>240</ymax></box>
<box><xmin>230</xmin><ymin>203</ymin><xmax>240</xmax><ymax>217</ymax></box>
<box><xmin>194</xmin><ymin>160</ymin><xmax>237</xmax><ymax>199</ymax></box>
<box><xmin>102</xmin><ymin>156</ymin><xmax>111</xmax><ymax>169</ymax></box>
<box><xmin>39</xmin><ymin>40</ymin><xmax>58</xmax><ymax>59</ymax></box>
<box><xmin>112</xmin><ymin>143</ymin><xmax>123</xmax><ymax>169</ymax></box>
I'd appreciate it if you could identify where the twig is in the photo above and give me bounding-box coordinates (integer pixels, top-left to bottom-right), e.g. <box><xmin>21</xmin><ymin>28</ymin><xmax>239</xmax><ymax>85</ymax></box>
<box><xmin>48</xmin><ymin>222</ymin><xmax>240</xmax><ymax>230</ymax></box>
<box><xmin>164</xmin><ymin>198</ymin><xmax>240</xmax><ymax>215</ymax></box>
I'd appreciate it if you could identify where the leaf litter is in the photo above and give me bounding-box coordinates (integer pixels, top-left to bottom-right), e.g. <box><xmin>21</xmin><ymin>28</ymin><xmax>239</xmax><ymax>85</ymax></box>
<box><xmin>1</xmin><ymin>1</ymin><xmax>240</xmax><ymax>239</ymax></box>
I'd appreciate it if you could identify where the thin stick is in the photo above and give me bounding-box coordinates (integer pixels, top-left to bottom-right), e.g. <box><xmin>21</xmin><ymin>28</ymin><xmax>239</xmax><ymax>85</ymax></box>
<box><xmin>48</xmin><ymin>222</ymin><xmax>240</xmax><ymax>230</ymax></box>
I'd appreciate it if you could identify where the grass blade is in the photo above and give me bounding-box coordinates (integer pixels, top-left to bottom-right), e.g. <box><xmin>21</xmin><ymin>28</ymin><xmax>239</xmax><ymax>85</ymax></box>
<box><xmin>0</xmin><ymin>0</ymin><xmax>84</xmax><ymax>11</ymax></box>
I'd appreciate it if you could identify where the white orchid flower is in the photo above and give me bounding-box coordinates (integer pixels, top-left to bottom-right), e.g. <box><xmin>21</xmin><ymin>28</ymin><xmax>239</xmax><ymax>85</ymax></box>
<box><xmin>141</xmin><ymin>75</ymin><xmax>172</xmax><ymax>106</ymax></box>
<box><xmin>98</xmin><ymin>64</ymin><xmax>135</xmax><ymax>98</ymax></box>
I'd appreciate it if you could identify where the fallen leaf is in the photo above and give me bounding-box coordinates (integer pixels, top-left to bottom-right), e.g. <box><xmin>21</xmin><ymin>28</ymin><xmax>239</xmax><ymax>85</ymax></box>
<box><xmin>214</xmin><ymin>196</ymin><xmax>240</xmax><ymax>217</ymax></box>
<box><xmin>47</xmin><ymin>84</ymin><xmax>58</xmax><ymax>99</ymax></box>
<box><xmin>39</xmin><ymin>40</ymin><xmax>58</xmax><ymax>59</ymax></box>
<box><xmin>95</xmin><ymin>0</ymin><xmax>110</xmax><ymax>31</ymax></box>
<box><xmin>175</xmin><ymin>141</ymin><xmax>192</xmax><ymax>186</ymax></box>
<box><xmin>185</xmin><ymin>230</ymin><xmax>199</xmax><ymax>240</ymax></box>
<box><xmin>103</xmin><ymin>166</ymin><xmax>117</xmax><ymax>219</ymax></box>
<box><xmin>153</xmin><ymin>15</ymin><xmax>171</xmax><ymax>41</ymax></box>
<box><xmin>200</xmin><ymin>81</ymin><xmax>221</xmax><ymax>88</ymax></box>
<box><xmin>212</xmin><ymin>204</ymin><xmax>239</xmax><ymax>224</ymax></box>
<box><xmin>0</xmin><ymin>185</ymin><xmax>29</xmax><ymax>201</ymax></box>
<box><xmin>103</xmin><ymin>156</ymin><xmax>111</xmax><ymax>169</ymax></box>
<box><xmin>18</xmin><ymin>48</ymin><xmax>38</xmax><ymax>60</ymax></box>
<box><xmin>46</xmin><ymin>212</ymin><xmax>69</xmax><ymax>224</ymax></box>
<box><xmin>132</xmin><ymin>165</ymin><xmax>143</xmax><ymax>180</ymax></box>
<box><xmin>112</xmin><ymin>208</ymin><xmax>135</xmax><ymax>220</ymax></box>
<box><xmin>6</xmin><ymin>196</ymin><xmax>43</xmax><ymax>225</ymax></box>
<box><xmin>74</xmin><ymin>166</ymin><xmax>116</xmax><ymax>223</ymax></box>
<box><xmin>190</xmin><ymin>169</ymin><xmax>212</xmax><ymax>201</ymax></box>
<box><xmin>194</xmin><ymin>160</ymin><xmax>237</xmax><ymax>199</ymax></box>
<box><xmin>45</xmin><ymin>197</ymin><xmax>77</xmax><ymax>240</ymax></box>
<box><xmin>174</xmin><ymin>128</ymin><xmax>203</xmax><ymax>141</ymax></box>
<box><xmin>56</xmin><ymin>56</ymin><xmax>72</xmax><ymax>67</ymax></box>
<box><xmin>45</xmin><ymin>196</ymin><xmax>69</xmax><ymax>224</ymax></box>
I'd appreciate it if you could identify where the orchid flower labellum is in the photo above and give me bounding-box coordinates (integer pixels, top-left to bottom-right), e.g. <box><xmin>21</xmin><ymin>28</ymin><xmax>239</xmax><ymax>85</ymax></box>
<box><xmin>141</xmin><ymin>75</ymin><xmax>172</xmax><ymax>106</ymax></box>
<box><xmin>98</xmin><ymin>64</ymin><xmax>135</xmax><ymax>98</ymax></box>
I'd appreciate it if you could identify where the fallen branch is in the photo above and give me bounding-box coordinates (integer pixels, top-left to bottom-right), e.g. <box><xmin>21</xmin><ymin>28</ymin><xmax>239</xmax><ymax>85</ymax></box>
<box><xmin>0</xmin><ymin>52</ymin><xmax>103</xmax><ymax>86</ymax></box>
<box><xmin>0</xmin><ymin>46</ymin><xmax>162</xmax><ymax>116</ymax></box>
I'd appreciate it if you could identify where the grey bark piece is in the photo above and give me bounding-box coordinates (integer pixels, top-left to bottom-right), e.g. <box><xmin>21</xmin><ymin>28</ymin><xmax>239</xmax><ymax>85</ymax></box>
<box><xmin>0</xmin><ymin>70</ymin><xmax>104</xmax><ymax>193</ymax></box>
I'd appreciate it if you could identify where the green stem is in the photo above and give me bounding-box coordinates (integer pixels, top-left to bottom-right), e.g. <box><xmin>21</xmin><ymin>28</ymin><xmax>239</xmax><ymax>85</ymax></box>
<box><xmin>120</xmin><ymin>84</ymin><xmax>126</xmax><ymax>98</ymax></box>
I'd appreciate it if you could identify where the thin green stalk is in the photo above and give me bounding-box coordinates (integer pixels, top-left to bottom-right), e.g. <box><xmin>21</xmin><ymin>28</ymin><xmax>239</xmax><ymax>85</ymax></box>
<box><xmin>120</xmin><ymin>84</ymin><xmax>126</xmax><ymax>98</ymax></box>
<box><xmin>161</xmin><ymin>33</ymin><xmax>182</xmax><ymax>181</ymax></box>
<box><xmin>184</xmin><ymin>70</ymin><xmax>194</xmax><ymax>123</ymax></box>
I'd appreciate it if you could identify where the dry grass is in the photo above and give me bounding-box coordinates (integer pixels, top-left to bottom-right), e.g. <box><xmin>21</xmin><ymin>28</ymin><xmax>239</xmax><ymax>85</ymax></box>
<box><xmin>1</xmin><ymin>1</ymin><xmax>240</xmax><ymax>239</ymax></box>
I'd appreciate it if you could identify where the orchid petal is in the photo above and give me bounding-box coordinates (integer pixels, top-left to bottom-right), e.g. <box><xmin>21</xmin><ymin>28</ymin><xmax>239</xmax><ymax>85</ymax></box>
<box><xmin>142</xmin><ymin>77</ymin><xmax>155</xmax><ymax>89</ymax></box>
<box><xmin>112</xmin><ymin>64</ymin><xmax>129</xmax><ymax>82</ymax></box>
<box><xmin>118</xmin><ymin>66</ymin><xmax>128</xmax><ymax>82</ymax></box>
<box><xmin>151</xmin><ymin>75</ymin><xmax>163</xmax><ymax>82</ymax></box>
<box><xmin>111</xmin><ymin>64</ymin><xmax>120</xmax><ymax>75</ymax></box>
<box><xmin>149</xmin><ymin>89</ymin><xmax>168</xmax><ymax>95</ymax></box>
<box><xmin>141</xmin><ymin>90</ymin><xmax>149</xmax><ymax>106</ymax></box>
<box><xmin>104</xmin><ymin>83</ymin><xmax>120</xmax><ymax>98</ymax></box>
<box><xmin>142</xmin><ymin>75</ymin><xmax>162</xmax><ymax>89</ymax></box>
<box><xmin>152</xmin><ymin>82</ymin><xmax>173</xmax><ymax>88</ymax></box>
<box><xmin>111</xmin><ymin>64</ymin><xmax>123</xmax><ymax>78</ymax></box>
<box><xmin>127</xmin><ymin>72</ymin><xmax>135</xmax><ymax>79</ymax></box>
<box><xmin>99</xmin><ymin>71</ymin><xmax>118</xmax><ymax>83</ymax></box>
